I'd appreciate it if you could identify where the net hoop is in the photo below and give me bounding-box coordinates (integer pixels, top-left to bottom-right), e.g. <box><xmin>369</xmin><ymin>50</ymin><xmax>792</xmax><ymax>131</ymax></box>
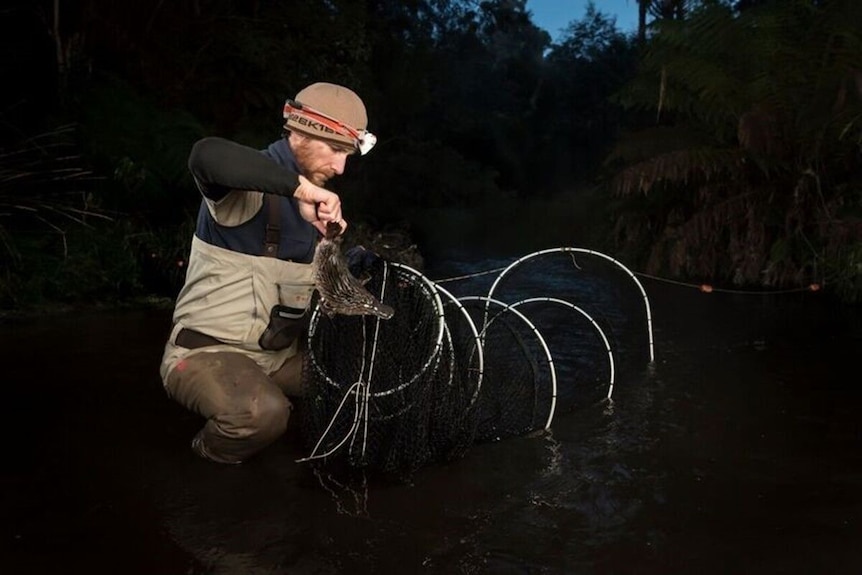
<box><xmin>485</xmin><ymin>247</ymin><xmax>655</xmax><ymax>362</ymax></box>
<box><xmin>506</xmin><ymin>297</ymin><xmax>616</xmax><ymax>399</ymax></box>
<box><xmin>433</xmin><ymin>282</ymin><xmax>485</xmax><ymax>409</ymax></box>
<box><xmin>458</xmin><ymin>296</ymin><xmax>558</xmax><ymax>431</ymax></box>
<box><xmin>306</xmin><ymin>262</ymin><xmax>446</xmax><ymax>399</ymax></box>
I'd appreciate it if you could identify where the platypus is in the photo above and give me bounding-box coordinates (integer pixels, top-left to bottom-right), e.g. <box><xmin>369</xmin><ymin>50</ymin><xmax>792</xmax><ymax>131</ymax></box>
<box><xmin>313</xmin><ymin>222</ymin><xmax>395</xmax><ymax>319</ymax></box>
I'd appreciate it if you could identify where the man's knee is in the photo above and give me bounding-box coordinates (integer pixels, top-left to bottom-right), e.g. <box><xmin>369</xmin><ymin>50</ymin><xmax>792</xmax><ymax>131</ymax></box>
<box><xmin>244</xmin><ymin>390</ymin><xmax>291</xmax><ymax>442</ymax></box>
<box><xmin>196</xmin><ymin>391</ymin><xmax>292</xmax><ymax>464</ymax></box>
<box><xmin>167</xmin><ymin>351</ymin><xmax>293</xmax><ymax>462</ymax></box>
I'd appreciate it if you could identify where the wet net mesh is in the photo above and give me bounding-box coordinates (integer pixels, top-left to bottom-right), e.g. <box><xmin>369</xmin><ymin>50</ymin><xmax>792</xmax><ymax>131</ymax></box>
<box><xmin>299</xmin><ymin>249</ymin><xmax>653</xmax><ymax>477</ymax></box>
<box><xmin>300</xmin><ymin>261</ymin><xmax>481</xmax><ymax>475</ymax></box>
<box><xmin>457</xmin><ymin>297</ymin><xmax>556</xmax><ymax>442</ymax></box>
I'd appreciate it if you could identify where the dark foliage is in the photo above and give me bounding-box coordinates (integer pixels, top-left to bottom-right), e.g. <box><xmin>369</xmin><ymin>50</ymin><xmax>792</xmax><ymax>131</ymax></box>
<box><xmin>608</xmin><ymin>0</ymin><xmax>862</xmax><ymax>301</ymax></box>
<box><xmin>1</xmin><ymin>0</ymin><xmax>858</xmax><ymax>311</ymax></box>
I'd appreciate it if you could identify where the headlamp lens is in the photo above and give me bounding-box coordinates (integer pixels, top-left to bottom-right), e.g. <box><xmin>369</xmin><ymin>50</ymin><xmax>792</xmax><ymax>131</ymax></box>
<box><xmin>358</xmin><ymin>131</ymin><xmax>377</xmax><ymax>155</ymax></box>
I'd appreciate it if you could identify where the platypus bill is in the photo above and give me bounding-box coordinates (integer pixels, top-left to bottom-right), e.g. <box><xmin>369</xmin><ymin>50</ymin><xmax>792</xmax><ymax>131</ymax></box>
<box><xmin>313</xmin><ymin>222</ymin><xmax>395</xmax><ymax>320</ymax></box>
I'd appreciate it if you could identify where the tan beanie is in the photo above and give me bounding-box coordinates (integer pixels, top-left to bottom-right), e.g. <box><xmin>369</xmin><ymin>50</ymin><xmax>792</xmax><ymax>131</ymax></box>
<box><xmin>283</xmin><ymin>82</ymin><xmax>368</xmax><ymax>149</ymax></box>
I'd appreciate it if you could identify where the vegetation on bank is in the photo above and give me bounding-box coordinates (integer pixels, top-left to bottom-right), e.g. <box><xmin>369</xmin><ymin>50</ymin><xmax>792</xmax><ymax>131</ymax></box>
<box><xmin>1</xmin><ymin>0</ymin><xmax>859</xmax><ymax>314</ymax></box>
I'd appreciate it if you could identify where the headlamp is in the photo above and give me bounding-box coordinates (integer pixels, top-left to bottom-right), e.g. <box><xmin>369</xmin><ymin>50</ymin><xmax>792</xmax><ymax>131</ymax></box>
<box><xmin>357</xmin><ymin>131</ymin><xmax>377</xmax><ymax>155</ymax></box>
<box><xmin>283</xmin><ymin>100</ymin><xmax>377</xmax><ymax>155</ymax></box>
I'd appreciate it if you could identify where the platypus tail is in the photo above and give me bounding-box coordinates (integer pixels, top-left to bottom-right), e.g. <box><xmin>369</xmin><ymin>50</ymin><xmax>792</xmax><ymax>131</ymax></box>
<box><xmin>324</xmin><ymin>221</ymin><xmax>342</xmax><ymax>241</ymax></box>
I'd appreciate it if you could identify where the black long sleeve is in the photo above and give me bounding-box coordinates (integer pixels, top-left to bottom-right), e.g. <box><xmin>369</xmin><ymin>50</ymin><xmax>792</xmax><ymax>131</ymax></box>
<box><xmin>188</xmin><ymin>137</ymin><xmax>301</xmax><ymax>201</ymax></box>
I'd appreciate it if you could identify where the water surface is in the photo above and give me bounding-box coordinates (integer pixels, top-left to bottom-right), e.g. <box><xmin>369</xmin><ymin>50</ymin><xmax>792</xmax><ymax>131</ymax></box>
<box><xmin>2</xmin><ymin>257</ymin><xmax>860</xmax><ymax>574</ymax></box>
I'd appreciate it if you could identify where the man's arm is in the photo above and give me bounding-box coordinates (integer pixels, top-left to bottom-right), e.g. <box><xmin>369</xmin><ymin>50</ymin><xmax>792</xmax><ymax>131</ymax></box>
<box><xmin>188</xmin><ymin>136</ymin><xmax>345</xmax><ymax>235</ymax></box>
<box><xmin>188</xmin><ymin>137</ymin><xmax>300</xmax><ymax>201</ymax></box>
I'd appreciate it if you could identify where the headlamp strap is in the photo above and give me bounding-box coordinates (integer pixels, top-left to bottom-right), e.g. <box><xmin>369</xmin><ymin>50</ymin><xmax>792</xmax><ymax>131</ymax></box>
<box><xmin>283</xmin><ymin>100</ymin><xmax>376</xmax><ymax>155</ymax></box>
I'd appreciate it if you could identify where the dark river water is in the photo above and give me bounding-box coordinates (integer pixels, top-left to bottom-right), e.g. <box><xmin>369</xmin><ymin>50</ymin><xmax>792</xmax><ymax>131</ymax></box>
<box><xmin>3</xmin><ymin>251</ymin><xmax>861</xmax><ymax>575</ymax></box>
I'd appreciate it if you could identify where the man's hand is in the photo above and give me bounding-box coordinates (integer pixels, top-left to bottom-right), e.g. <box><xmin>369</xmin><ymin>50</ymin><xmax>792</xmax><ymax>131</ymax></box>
<box><xmin>294</xmin><ymin>175</ymin><xmax>347</xmax><ymax>235</ymax></box>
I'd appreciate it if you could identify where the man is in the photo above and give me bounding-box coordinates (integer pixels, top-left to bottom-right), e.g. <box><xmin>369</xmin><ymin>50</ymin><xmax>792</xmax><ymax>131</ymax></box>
<box><xmin>159</xmin><ymin>82</ymin><xmax>377</xmax><ymax>464</ymax></box>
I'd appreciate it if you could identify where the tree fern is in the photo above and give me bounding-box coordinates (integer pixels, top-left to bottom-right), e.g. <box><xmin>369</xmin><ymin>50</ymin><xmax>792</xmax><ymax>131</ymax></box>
<box><xmin>607</xmin><ymin>0</ymin><xmax>862</xmax><ymax>299</ymax></box>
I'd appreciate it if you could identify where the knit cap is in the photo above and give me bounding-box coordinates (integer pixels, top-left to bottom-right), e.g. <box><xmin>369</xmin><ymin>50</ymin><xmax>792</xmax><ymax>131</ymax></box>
<box><xmin>283</xmin><ymin>83</ymin><xmax>369</xmax><ymax>151</ymax></box>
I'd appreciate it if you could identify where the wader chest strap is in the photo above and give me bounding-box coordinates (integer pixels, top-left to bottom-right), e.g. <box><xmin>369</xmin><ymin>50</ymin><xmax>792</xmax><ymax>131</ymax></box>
<box><xmin>263</xmin><ymin>194</ymin><xmax>280</xmax><ymax>257</ymax></box>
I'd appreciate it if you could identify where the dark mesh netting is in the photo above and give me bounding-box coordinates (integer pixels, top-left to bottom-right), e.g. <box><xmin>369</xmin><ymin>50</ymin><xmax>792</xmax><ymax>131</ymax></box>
<box><xmin>300</xmin><ymin>262</ymin><xmax>483</xmax><ymax>475</ymax></box>
<box><xmin>457</xmin><ymin>297</ymin><xmax>555</xmax><ymax>443</ymax></box>
<box><xmin>298</xmin><ymin>248</ymin><xmax>654</xmax><ymax>477</ymax></box>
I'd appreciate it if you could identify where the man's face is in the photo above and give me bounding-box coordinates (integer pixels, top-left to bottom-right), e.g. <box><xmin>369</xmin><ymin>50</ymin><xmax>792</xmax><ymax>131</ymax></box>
<box><xmin>289</xmin><ymin>133</ymin><xmax>354</xmax><ymax>186</ymax></box>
